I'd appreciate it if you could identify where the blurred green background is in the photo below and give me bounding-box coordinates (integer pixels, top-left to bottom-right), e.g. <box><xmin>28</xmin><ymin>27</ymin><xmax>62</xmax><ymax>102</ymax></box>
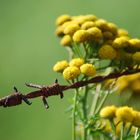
<box><xmin>0</xmin><ymin>0</ymin><xmax>140</xmax><ymax>140</ymax></box>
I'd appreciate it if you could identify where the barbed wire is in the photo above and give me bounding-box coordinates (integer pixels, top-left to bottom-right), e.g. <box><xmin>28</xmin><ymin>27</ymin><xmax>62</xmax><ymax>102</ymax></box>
<box><xmin>0</xmin><ymin>69</ymin><xmax>140</xmax><ymax>110</ymax></box>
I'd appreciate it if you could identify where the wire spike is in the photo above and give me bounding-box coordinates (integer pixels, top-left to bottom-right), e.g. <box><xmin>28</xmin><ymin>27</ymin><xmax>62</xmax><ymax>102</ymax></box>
<box><xmin>13</xmin><ymin>86</ymin><xmax>18</xmax><ymax>92</ymax></box>
<box><xmin>42</xmin><ymin>96</ymin><xmax>49</xmax><ymax>109</ymax></box>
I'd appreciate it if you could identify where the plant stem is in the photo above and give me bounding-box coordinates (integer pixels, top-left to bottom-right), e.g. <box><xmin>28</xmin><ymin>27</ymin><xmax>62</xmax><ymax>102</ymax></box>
<box><xmin>73</xmin><ymin>88</ymin><xmax>78</xmax><ymax>140</ymax></box>
<box><xmin>120</xmin><ymin>122</ymin><xmax>124</xmax><ymax>140</ymax></box>
<box><xmin>82</xmin><ymin>86</ymin><xmax>88</xmax><ymax>140</ymax></box>
<box><xmin>95</xmin><ymin>90</ymin><xmax>110</xmax><ymax>114</ymax></box>
<box><xmin>89</xmin><ymin>84</ymin><xmax>101</xmax><ymax>116</ymax></box>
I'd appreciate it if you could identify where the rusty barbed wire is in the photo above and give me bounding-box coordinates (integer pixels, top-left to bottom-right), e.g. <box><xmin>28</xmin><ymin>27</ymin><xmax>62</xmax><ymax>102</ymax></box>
<box><xmin>0</xmin><ymin>69</ymin><xmax>140</xmax><ymax>110</ymax></box>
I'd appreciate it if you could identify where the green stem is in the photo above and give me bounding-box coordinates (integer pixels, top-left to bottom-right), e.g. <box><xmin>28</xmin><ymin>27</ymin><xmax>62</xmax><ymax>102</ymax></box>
<box><xmin>89</xmin><ymin>84</ymin><xmax>101</xmax><ymax>116</ymax></box>
<box><xmin>82</xmin><ymin>86</ymin><xmax>88</xmax><ymax>140</ymax></box>
<box><xmin>120</xmin><ymin>122</ymin><xmax>124</xmax><ymax>140</ymax></box>
<box><xmin>95</xmin><ymin>90</ymin><xmax>110</xmax><ymax>114</ymax></box>
<box><xmin>72</xmin><ymin>88</ymin><xmax>78</xmax><ymax>140</ymax></box>
<box><xmin>134</xmin><ymin>128</ymin><xmax>139</xmax><ymax>140</ymax></box>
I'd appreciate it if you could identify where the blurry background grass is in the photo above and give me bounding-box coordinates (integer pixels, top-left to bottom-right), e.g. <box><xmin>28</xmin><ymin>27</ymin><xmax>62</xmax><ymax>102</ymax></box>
<box><xmin>0</xmin><ymin>0</ymin><xmax>140</xmax><ymax>140</ymax></box>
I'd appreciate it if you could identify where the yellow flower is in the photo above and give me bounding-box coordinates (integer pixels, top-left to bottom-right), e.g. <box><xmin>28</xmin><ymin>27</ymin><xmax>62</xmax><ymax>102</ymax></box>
<box><xmin>63</xmin><ymin>66</ymin><xmax>80</xmax><ymax>80</ymax></box>
<box><xmin>53</xmin><ymin>60</ymin><xmax>69</xmax><ymax>72</ymax></box>
<box><xmin>98</xmin><ymin>44</ymin><xmax>117</xmax><ymax>59</ymax></box>
<box><xmin>73</xmin><ymin>30</ymin><xmax>90</xmax><ymax>43</ymax></box>
<box><xmin>129</xmin><ymin>38</ymin><xmax>140</xmax><ymax>49</ymax></box>
<box><xmin>56</xmin><ymin>15</ymin><xmax>71</xmax><ymax>26</ymax></box>
<box><xmin>55</xmin><ymin>26</ymin><xmax>64</xmax><ymax>37</ymax></box>
<box><xmin>107</xmin><ymin>22</ymin><xmax>118</xmax><ymax>35</ymax></box>
<box><xmin>81</xmin><ymin>21</ymin><xmax>95</xmax><ymax>30</ymax></box>
<box><xmin>131</xmin><ymin>80</ymin><xmax>140</xmax><ymax>93</ymax></box>
<box><xmin>60</xmin><ymin>35</ymin><xmax>72</xmax><ymax>46</ymax></box>
<box><xmin>72</xmin><ymin>15</ymin><xmax>97</xmax><ymax>25</ymax></box>
<box><xmin>87</xmin><ymin>27</ymin><xmax>103</xmax><ymax>41</ymax></box>
<box><xmin>132</xmin><ymin>52</ymin><xmax>140</xmax><ymax>64</ymax></box>
<box><xmin>80</xmin><ymin>63</ymin><xmax>96</xmax><ymax>77</ymax></box>
<box><xmin>116</xmin><ymin>106</ymin><xmax>134</xmax><ymax>123</ymax></box>
<box><xmin>117</xmin><ymin>29</ymin><xmax>129</xmax><ymax>37</ymax></box>
<box><xmin>103</xmin><ymin>31</ymin><xmax>114</xmax><ymax>40</ymax></box>
<box><xmin>100</xmin><ymin>105</ymin><xmax>117</xmax><ymax>119</ymax></box>
<box><xmin>64</xmin><ymin>23</ymin><xmax>80</xmax><ymax>35</ymax></box>
<box><xmin>132</xmin><ymin>111</ymin><xmax>140</xmax><ymax>127</ymax></box>
<box><xmin>95</xmin><ymin>19</ymin><xmax>108</xmax><ymax>31</ymax></box>
<box><xmin>113</xmin><ymin>36</ymin><xmax>129</xmax><ymax>49</ymax></box>
<box><xmin>69</xmin><ymin>58</ymin><xmax>84</xmax><ymax>68</ymax></box>
<box><xmin>84</xmin><ymin>14</ymin><xmax>97</xmax><ymax>21</ymax></box>
<box><xmin>116</xmin><ymin>76</ymin><xmax>129</xmax><ymax>92</ymax></box>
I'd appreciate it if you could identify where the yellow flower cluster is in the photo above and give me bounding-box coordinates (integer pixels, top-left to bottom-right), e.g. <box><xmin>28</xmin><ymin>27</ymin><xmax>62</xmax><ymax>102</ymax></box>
<box><xmin>55</xmin><ymin>14</ymin><xmax>140</xmax><ymax>65</ymax></box>
<box><xmin>106</xmin><ymin>73</ymin><xmax>140</xmax><ymax>94</ymax></box>
<box><xmin>100</xmin><ymin>105</ymin><xmax>140</xmax><ymax>127</ymax></box>
<box><xmin>53</xmin><ymin>58</ymin><xmax>96</xmax><ymax>80</ymax></box>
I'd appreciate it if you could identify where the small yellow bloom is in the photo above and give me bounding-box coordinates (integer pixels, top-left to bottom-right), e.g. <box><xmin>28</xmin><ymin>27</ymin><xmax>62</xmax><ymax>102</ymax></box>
<box><xmin>81</xmin><ymin>21</ymin><xmax>95</xmax><ymax>30</ymax></box>
<box><xmin>87</xmin><ymin>27</ymin><xmax>103</xmax><ymax>42</ymax></box>
<box><xmin>113</xmin><ymin>37</ymin><xmax>129</xmax><ymax>49</ymax></box>
<box><xmin>64</xmin><ymin>23</ymin><xmax>80</xmax><ymax>35</ymax></box>
<box><xmin>63</xmin><ymin>66</ymin><xmax>80</xmax><ymax>80</ymax></box>
<box><xmin>132</xmin><ymin>111</ymin><xmax>140</xmax><ymax>127</ymax></box>
<box><xmin>69</xmin><ymin>58</ymin><xmax>84</xmax><ymax>68</ymax></box>
<box><xmin>98</xmin><ymin>44</ymin><xmax>117</xmax><ymax>59</ymax></box>
<box><xmin>100</xmin><ymin>105</ymin><xmax>117</xmax><ymax>119</ymax></box>
<box><xmin>55</xmin><ymin>26</ymin><xmax>64</xmax><ymax>37</ymax></box>
<box><xmin>116</xmin><ymin>77</ymin><xmax>129</xmax><ymax>92</ymax></box>
<box><xmin>80</xmin><ymin>63</ymin><xmax>96</xmax><ymax>77</ymax></box>
<box><xmin>129</xmin><ymin>38</ymin><xmax>140</xmax><ymax>49</ymax></box>
<box><xmin>84</xmin><ymin>14</ymin><xmax>97</xmax><ymax>21</ymax></box>
<box><xmin>131</xmin><ymin>80</ymin><xmax>140</xmax><ymax>93</ymax></box>
<box><xmin>53</xmin><ymin>60</ymin><xmax>69</xmax><ymax>72</ymax></box>
<box><xmin>95</xmin><ymin>19</ymin><xmax>108</xmax><ymax>31</ymax></box>
<box><xmin>60</xmin><ymin>35</ymin><xmax>72</xmax><ymax>46</ymax></box>
<box><xmin>117</xmin><ymin>29</ymin><xmax>129</xmax><ymax>37</ymax></box>
<box><xmin>107</xmin><ymin>22</ymin><xmax>118</xmax><ymax>35</ymax></box>
<box><xmin>103</xmin><ymin>31</ymin><xmax>114</xmax><ymax>40</ymax></box>
<box><xmin>73</xmin><ymin>30</ymin><xmax>90</xmax><ymax>43</ymax></box>
<box><xmin>116</xmin><ymin>106</ymin><xmax>134</xmax><ymax>123</ymax></box>
<box><xmin>56</xmin><ymin>15</ymin><xmax>71</xmax><ymax>26</ymax></box>
<box><xmin>132</xmin><ymin>52</ymin><xmax>140</xmax><ymax>64</ymax></box>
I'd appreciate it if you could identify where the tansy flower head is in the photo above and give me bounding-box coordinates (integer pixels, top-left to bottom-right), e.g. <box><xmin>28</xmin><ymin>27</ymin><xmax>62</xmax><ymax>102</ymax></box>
<box><xmin>64</xmin><ymin>23</ymin><xmax>80</xmax><ymax>35</ymax></box>
<box><xmin>129</xmin><ymin>38</ymin><xmax>140</xmax><ymax>49</ymax></box>
<box><xmin>55</xmin><ymin>26</ymin><xmax>65</xmax><ymax>37</ymax></box>
<box><xmin>73</xmin><ymin>30</ymin><xmax>90</xmax><ymax>43</ymax></box>
<box><xmin>117</xmin><ymin>29</ymin><xmax>129</xmax><ymax>37</ymax></box>
<box><xmin>56</xmin><ymin>15</ymin><xmax>71</xmax><ymax>26</ymax></box>
<box><xmin>80</xmin><ymin>63</ymin><xmax>96</xmax><ymax>77</ymax></box>
<box><xmin>116</xmin><ymin>106</ymin><xmax>134</xmax><ymax>123</ymax></box>
<box><xmin>113</xmin><ymin>36</ymin><xmax>129</xmax><ymax>49</ymax></box>
<box><xmin>106</xmin><ymin>22</ymin><xmax>118</xmax><ymax>35</ymax></box>
<box><xmin>132</xmin><ymin>111</ymin><xmax>140</xmax><ymax>127</ymax></box>
<box><xmin>84</xmin><ymin>14</ymin><xmax>97</xmax><ymax>21</ymax></box>
<box><xmin>100</xmin><ymin>105</ymin><xmax>117</xmax><ymax>119</ymax></box>
<box><xmin>132</xmin><ymin>52</ymin><xmax>140</xmax><ymax>64</ymax></box>
<box><xmin>69</xmin><ymin>58</ymin><xmax>84</xmax><ymax>68</ymax></box>
<box><xmin>95</xmin><ymin>19</ymin><xmax>108</xmax><ymax>31</ymax></box>
<box><xmin>98</xmin><ymin>44</ymin><xmax>117</xmax><ymax>59</ymax></box>
<box><xmin>53</xmin><ymin>60</ymin><xmax>69</xmax><ymax>72</ymax></box>
<box><xmin>103</xmin><ymin>31</ymin><xmax>114</xmax><ymax>40</ymax></box>
<box><xmin>87</xmin><ymin>27</ymin><xmax>103</xmax><ymax>42</ymax></box>
<box><xmin>131</xmin><ymin>80</ymin><xmax>140</xmax><ymax>93</ymax></box>
<box><xmin>63</xmin><ymin>66</ymin><xmax>80</xmax><ymax>80</ymax></box>
<box><xmin>60</xmin><ymin>35</ymin><xmax>72</xmax><ymax>46</ymax></box>
<box><xmin>81</xmin><ymin>21</ymin><xmax>95</xmax><ymax>30</ymax></box>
